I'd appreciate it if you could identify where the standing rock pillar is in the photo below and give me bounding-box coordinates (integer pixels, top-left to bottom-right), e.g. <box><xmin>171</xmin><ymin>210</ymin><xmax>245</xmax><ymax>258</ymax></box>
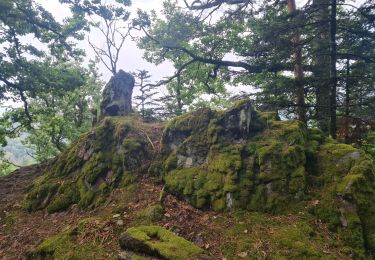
<box><xmin>100</xmin><ymin>70</ymin><xmax>135</xmax><ymax>119</ymax></box>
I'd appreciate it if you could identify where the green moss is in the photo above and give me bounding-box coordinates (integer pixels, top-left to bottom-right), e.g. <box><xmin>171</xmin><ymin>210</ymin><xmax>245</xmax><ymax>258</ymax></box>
<box><xmin>47</xmin><ymin>183</ymin><xmax>80</xmax><ymax>213</ymax></box>
<box><xmin>307</xmin><ymin>128</ymin><xmax>326</xmax><ymax>143</ymax></box>
<box><xmin>272</xmin><ymin>222</ymin><xmax>323</xmax><ymax>258</ymax></box>
<box><xmin>311</xmin><ymin>142</ymin><xmax>375</xmax><ymax>258</ymax></box>
<box><xmin>164</xmin><ymin>151</ymin><xmax>177</xmax><ymax>172</ymax></box>
<box><xmin>121</xmin><ymin>225</ymin><xmax>204</xmax><ymax>260</ymax></box>
<box><xmin>24</xmin><ymin>182</ymin><xmax>59</xmax><ymax>212</ymax></box>
<box><xmin>221</xmin><ymin>211</ymin><xmax>344</xmax><ymax>259</ymax></box>
<box><xmin>24</xmin><ymin>116</ymin><xmax>155</xmax><ymax>212</ymax></box>
<box><xmin>162</xmin><ymin>103</ymin><xmax>309</xmax><ymax>213</ymax></box>
<box><xmin>212</xmin><ymin>197</ymin><xmax>226</xmax><ymax>211</ymax></box>
<box><xmin>137</xmin><ymin>204</ymin><xmax>164</xmax><ymax>222</ymax></box>
<box><xmin>27</xmin><ymin>220</ymin><xmax>109</xmax><ymax>259</ymax></box>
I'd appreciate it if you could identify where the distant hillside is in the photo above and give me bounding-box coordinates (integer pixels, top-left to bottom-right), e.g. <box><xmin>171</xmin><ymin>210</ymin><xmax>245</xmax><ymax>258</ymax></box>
<box><xmin>3</xmin><ymin>136</ymin><xmax>35</xmax><ymax>166</ymax></box>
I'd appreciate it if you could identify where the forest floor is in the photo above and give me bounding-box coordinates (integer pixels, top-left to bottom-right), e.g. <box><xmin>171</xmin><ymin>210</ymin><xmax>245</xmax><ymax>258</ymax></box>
<box><xmin>0</xmin><ymin>165</ymin><xmax>351</xmax><ymax>259</ymax></box>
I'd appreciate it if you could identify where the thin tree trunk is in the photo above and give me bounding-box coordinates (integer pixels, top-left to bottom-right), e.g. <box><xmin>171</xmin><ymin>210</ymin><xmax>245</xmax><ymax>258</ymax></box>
<box><xmin>141</xmin><ymin>77</ymin><xmax>145</xmax><ymax>119</ymax></box>
<box><xmin>344</xmin><ymin>59</ymin><xmax>350</xmax><ymax>143</ymax></box>
<box><xmin>176</xmin><ymin>75</ymin><xmax>182</xmax><ymax>116</ymax></box>
<box><xmin>330</xmin><ymin>0</ymin><xmax>337</xmax><ymax>138</ymax></box>
<box><xmin>287</xmin><ymin>0</ymin><xmax>306</xmax><ymax>123</ymax></box>
<box><xmin>313</xmin><ymin>0</ymin><xmax>330</xmax><ymax>135</ymax></box>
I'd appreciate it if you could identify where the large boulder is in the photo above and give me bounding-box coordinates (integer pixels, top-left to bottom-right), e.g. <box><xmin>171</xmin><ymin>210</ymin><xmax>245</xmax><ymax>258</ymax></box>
<box><xmin>158</xmin><ymin>100</ymin><xmax>375</xmax><ymax>258</ymax></box>
<box><xmin>100</xmin><ymin>70</ymin><xmax>135</xmax><ymax>118</ymax></box>
<box><xmin>159</xmin><ymin>100</ymin><xmax>308</xmax><ymax>212</ymax></box>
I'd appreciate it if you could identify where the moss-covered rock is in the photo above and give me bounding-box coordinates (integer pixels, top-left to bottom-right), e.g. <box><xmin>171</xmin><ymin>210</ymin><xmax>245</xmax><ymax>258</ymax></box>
<box><xmin>119</xmin><ymin>225</ymin><xmax>204</xmax><ymax>259</ymax></box>
<box><xmin>24</xmin><ymin>117</ymin><xmax>159</xmax><ymax>212</ymax></box>
<box><xmin>309</xmin><ymin>141</ymin><xmax>375</xmax><ymax>258</ymax></box>
<box><xmin>160</xmin><ymin>100</ymin><xmax>308</xmax><ymax>213</ymax></box>
<box><xmin>27</xmin><ymin>219</ymin><xmax>108</xmax><ymax>259</ymax></box>
<box><xmin>159</xmin><ymin>100</ymin><xmax>375</xmax><ymax>257</ymax></box>
<box><xmin>22</xmin><ymin>98</ymin><xmax>375</xmax><ymax>258</ymax></box>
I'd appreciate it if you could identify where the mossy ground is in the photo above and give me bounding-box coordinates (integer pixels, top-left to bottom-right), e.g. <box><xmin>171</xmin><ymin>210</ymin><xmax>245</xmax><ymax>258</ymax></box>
<box><xmin>27</xmin><ymin>219</ymin><xmax>112</xmax><ymax>260</ymax></box>
<box><xmin>218</xmin><ymin>211</ymin><xmax>352</xmax><ymax>259</ymax></box>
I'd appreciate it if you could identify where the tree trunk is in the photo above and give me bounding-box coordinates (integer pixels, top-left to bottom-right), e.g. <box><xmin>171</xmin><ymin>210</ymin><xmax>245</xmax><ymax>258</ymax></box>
<box><xmin>176</xmin><ymin>75</ymin><xmax>183</xmax><ymax>116</ymax></box>
<box><xmin>344</xmin><ymin>59</ymin><xmax>350</xmax><ymax>143</ymax></box>
<box><xmin>329</xmin><ymin>0</ymin><xmax>337</xmax><ymax>138</ymax></box>
<box><xmin>287</xmin><ymin>0</ymin><xmax>306</xmax><ymax>123</ymax></box>
<box><xmin>141</xmin><ymin>77</ymin><xmax>145</xmax><ymax>119</ymax></box>
<box><xmin>312</xmin><ymin>0</ymin><xmax>331</xmax><ymax>135</ymax></box>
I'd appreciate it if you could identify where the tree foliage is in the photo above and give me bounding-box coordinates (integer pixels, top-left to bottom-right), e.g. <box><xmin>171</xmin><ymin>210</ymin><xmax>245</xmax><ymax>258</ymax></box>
<box><xmin>138</xmin><ymin>0</ymin><xmax>375</xmax><ymax>140</ymax></box>
<box><xmin>0</xmin><ymin>0</ymin><xmax>103</xmax><ymax>165</ymax></box>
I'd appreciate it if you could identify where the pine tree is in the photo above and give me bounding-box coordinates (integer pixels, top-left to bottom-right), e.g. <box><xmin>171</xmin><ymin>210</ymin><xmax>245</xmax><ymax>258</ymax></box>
<box><xmin>133</xmin><ymin>70</ymin><xmax>159</xmax><ymax>121</ymax></box>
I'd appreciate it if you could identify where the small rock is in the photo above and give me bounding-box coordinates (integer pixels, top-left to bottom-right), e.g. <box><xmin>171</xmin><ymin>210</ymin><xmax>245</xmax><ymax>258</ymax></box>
<box><xmin>164</xmin><ymin>213</ymin><xmax>171</xmax><ymax>218</ymax></box>
<box><xmin>244</xmin><ymin>229</ymin><xmax>248</xmax><ymax>234</ymax></box>
<box><xmin>117</xmin><ymin>220</ymin><xmax>124</xmax><ymax>226</ymax></box>
<box><xmin>118</xmin><ymin>250</ymin><xmax>133</xmax><ymax>260</ymax></box>
<box><xmin>238</xmin><ymin>252</ymin><xmax>248</xmax><ymax>258</ymax></box>
<box><xmin>113</xmin><ymin>214</ymin><xmax>121</xmax><ymax>218</ymax></box>
<box><xmin>195</xmin><ymin>234</ymin><xmax>204</xmax><ymax>247</ymax></box>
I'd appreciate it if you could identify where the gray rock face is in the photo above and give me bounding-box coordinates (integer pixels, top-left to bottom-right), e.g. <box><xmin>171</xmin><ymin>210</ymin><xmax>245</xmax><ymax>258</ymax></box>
<box><xmin>100</xmin><ymin>70</ymin><xmax>134</xmax><ymax>118</ymax></box>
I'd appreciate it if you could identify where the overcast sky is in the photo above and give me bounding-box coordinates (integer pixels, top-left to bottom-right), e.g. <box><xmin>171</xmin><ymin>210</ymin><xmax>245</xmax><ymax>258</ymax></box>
<box><xmin>36</xmin><ymin>0</ymin><xmax>365</xmax><ymax>89</ymax></box>
<box><xmin>36</xmin><ymin>0</ymin><xmax>316</xmax><ymax>83</ymax></box>
<box><xmin>36</xmin><ymin>0</ymin><xmax>174</xmax><ymax>84</ymax></box>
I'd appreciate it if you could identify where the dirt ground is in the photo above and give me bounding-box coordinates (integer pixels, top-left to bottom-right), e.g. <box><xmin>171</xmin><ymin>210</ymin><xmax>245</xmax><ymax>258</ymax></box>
<box><xmin>0</xmin><ymin>165</ymin><xmax>223</xmax><ymax>259</ymax></box>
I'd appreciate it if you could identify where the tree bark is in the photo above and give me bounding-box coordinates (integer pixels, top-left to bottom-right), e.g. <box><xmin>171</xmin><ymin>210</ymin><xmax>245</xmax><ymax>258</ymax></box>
<box><xmin>344</xmin><ymin>59</ymin><xmax>350</xmax><ymax>143</ymax></box>
<box><xmin>176</xmin><ymin>75</ymin><xmax>183</xmax><ymax>116</ymax></box>
<box><xmin>287</xmin><ymin>0</ymin><xmax>306</xmax><ymax>123</ymax></box>
<box><xmin>330</xmin><ymin>0</ymin><xmax>337</xmax><ymax>138</ymax></box>
<box><xmin>312</xmin><ymin>0</ymin><xmax>331</xmax><ymax>135</ymax></box>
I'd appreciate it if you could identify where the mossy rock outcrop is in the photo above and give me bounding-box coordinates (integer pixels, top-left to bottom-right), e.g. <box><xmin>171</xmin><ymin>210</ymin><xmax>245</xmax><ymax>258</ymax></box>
<box><xmin>22</xmin><ymin>99</ymin><xmax>375</xmax><ymax>258</ymax></box>
<box><xmin>119</xmin><ymin>225</ymin><xmax>205</xmax><ymax>259</ymax></box>
<box><xmin>159</xmin><ymin>100</ymin><xmax>375</xmax><ymax>257</ymax></box>
<box><xmin>159</xmin><ymin>100</ymin><xmax>309</xmax><ymax>212</ymax></box>
<box><xmin>309</xmin><ymin>142</ymin><xmax>375</xmax><ymax>257</ymax></box>
<box><xmin>24</xmin><ymin>117</ymin><xmax>159</xmax><ymax>213</ymax></box>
